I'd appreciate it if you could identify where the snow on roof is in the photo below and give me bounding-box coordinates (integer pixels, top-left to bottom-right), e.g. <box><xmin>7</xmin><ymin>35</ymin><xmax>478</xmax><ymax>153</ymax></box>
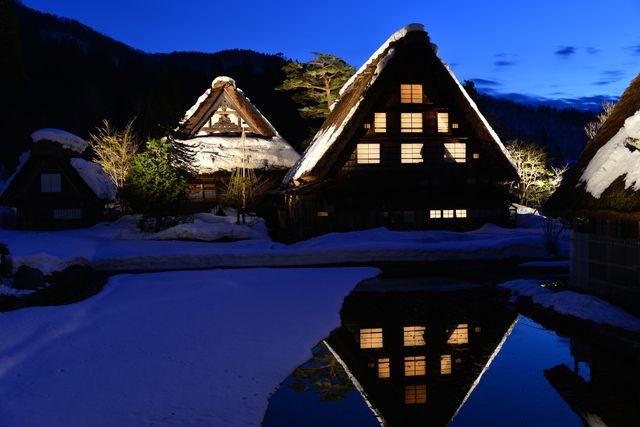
<box><xmin>212</xmin><ymin>76</ymin><xmax>236</xmax><ymax>87</ymax></box>
<box><xmin>178</xmin><ymin>135</ymin><xmax>300</xmax><ymax>174</ymax></box>
<box><xmin>181</xmin><ymin>87</ymin><xmax>212</xmax><ymax>126</ymax></box>
<box><xmin>579</xmin><ymin>108</ymin><xmax>640</xmax><ymax>198</ymax></box>
<box><xmin>69</xmin><ymin>158</ymin><xmax>117</xmax><ymax>201</ymax></box>
<box><xmin>31</xmin><ymin>128</ymin><xmax>88</xmax><ymax>153</ymax></box>
<box><xmin>0</xmin><ymin>151</ymin><xmax>30</xmax><ymax>198</ymax></box>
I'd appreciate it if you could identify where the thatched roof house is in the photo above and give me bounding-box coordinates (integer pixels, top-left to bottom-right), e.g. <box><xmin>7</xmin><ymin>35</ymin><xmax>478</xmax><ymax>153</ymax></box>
<box><xmin>279</xmin><ymin>24</ymin><xmax>517</xmax><ymax>240</ymax></box>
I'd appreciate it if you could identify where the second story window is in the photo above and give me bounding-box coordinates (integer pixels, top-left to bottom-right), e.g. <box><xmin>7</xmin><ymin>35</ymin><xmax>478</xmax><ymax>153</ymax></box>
<box><xmin>374</xmin><ymin>112</ymin><xmax>387</xmax><ymax>133</ymax></box>
<box><xmin>357</xmin><ymin>143</ymin><xmax>380</xmax><ymax>164</ymax></box>
<box><xmin>401</xmin><ymin>113</ymin><xmax>423</xmax><ymax>133</ymax></box>
<box><xmin>401</xmin><ymin>143</ymin><xmax>423</xmax><ymax>163</ymax></box>
<box><xmin>444</xmin><ymin>142</ymin><xmax>466</xmax><ymax>163</ymax></box>
<box><xmin>41</xmin><ymin>173</ymin><xmax>61</xmax><ymax>193</ymax></box>
<box><xmin>360</xmin><ymin>328</ymin><xmax>384</xmax><ymax>349</ymax></box>
<box><xmin>437</xmin><ymin>112</ymin><xmax>450</xmax><ymax>133</ymax></box>
<box><xmin>400</xmin><ymin>84</ymin><xmax>423</xmax><ymax>103</ymax></box>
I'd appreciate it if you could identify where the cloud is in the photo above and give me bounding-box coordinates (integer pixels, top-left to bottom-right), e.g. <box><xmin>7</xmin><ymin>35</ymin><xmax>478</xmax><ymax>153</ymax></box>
<box><xmin>592</xmin><ymin>70</ymin><xmax>625</xmax><ymax>86</ymax></box>
<box><xmin>586</xmin><ymin>47</ymin><xmax>599</xmax><ymax>55</ymax></box>
<box><xmin>494</xmin><ymin>60</ymin><xmax>516</xmax><ymax>67</ymax></box>
<box><xmin>471</xmin><ymin>78</ymin><xmax>501</xmax><ymax>87</ymax></box>
<box><xmin>555</xmin><ymin>46</ymin><xmax>576</xmax><ymax>58</ymax></box>
<box><xmin>630</xmin><ymin>45</ymin><xmax>640</xmax><ymax>55</ymax></box>
<box><xmin>493</xmin><ymin>92</ymin><xmax>618</xmax><ymax>112</ymax></box>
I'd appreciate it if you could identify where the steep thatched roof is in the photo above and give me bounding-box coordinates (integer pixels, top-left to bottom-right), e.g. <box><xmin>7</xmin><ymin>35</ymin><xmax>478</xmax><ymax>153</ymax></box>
<box><xmin>176</xmin><ymin>76</ymin><xmax>278</xmax><ymax>138</ymax></box>
<box><xmin>545</xmin><ymin>74</ymin><xmax>640</xmax><ymax>220</ymax></box>
<box><xmin>283</xmin><ymin>24</ymin><xmax>516</xmax><ymax>186</ymax></box>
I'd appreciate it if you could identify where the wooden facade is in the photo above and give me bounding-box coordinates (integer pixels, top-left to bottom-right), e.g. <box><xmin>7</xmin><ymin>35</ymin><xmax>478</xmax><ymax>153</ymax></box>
<box><xmin>280</xmin><ymin>25</ymin><xmax>517</xmax><ymax>240</ymax></box>
<box><xmin>0</xmin><ymin>139</ymin><xmax>111</xmax><ymax>230</ymax></box>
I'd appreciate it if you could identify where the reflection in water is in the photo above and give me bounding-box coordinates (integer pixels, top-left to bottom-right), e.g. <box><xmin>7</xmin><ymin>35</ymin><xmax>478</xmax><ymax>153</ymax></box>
<box><xmin>326</xmin><ymin>283</ymin><xmax>517</xmax><ymax>426</ymax></box>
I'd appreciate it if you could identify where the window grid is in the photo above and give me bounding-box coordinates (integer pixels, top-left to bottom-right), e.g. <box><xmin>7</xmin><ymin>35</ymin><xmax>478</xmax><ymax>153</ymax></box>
<box><xmin>456</xmin><ymin>209</ymin><xmax>467</xmax><ymax>218</ymax></box>
<box><xmin>405</xmin><ymin>385</ymin><xmax>427</xmax><ymax>404</ymax></box>
<box><xmin>430</xmin><ymin>210</ymin><xmax>442</xmax><ymax>219</ymax></box>
<box><xmin>403</xmin><ymin>326</ymin><xmax>426</xmax><ymax>346</ymax></box>
<box><xmin>442</xmin><ymin>210</ymin><xmax>454</xmax><ymax>219</ymax></box>
<box><xmin>374</xmin><ymin>112</ymin><xmax>387</xmax><ymax>133</ymax></box>
<box><xmin>447</xmin><ymin>324</ymin><xmax>469</xmax><ymax>345</ymax></box>
<box><xmin>404</xmin><ymin>356</ymin><xmax>426</xmax><ymax>376</ymax></box>
<box><xmin>400</xmin><ymin>84</ymin><xmax>423</xmax><ymax>103</ymax></box>
<box><xmin>360</xmin><ymin>328</ymin><xmax>384</xmax><ymax>349</ymax></box>
<box><xmin>401</xmin><ymin>113</ymin><xmax>423</xmax><ymax>133</ymax></box>
<box><xmin>52</xmin><ymin>208</ymin><xmax>81</xmax><ymax>219</ymax></box>
<box><xmin>41</xmin><ymin>173</ymin><xmax>61</xmax><ymax>193</ymax></box>
<box><xmin>378</xmin><ymin>358</ymin><xmax>390</xmax><ymax>379</ymax></box>
<box><xmin>401</xmin><ymin>143</ymin><xmax>423</xmax><ymax>163</ymax></box>
<box><xmin>440</xmin><ymin>355</ymin><xmax>452</xmax><ymax>375</ymax></box>
<box><xmin>357</xmin><ymin>143</ymin><xmax>380</xmax><ymax>164</ymax></box>
<box><xmin>452</xmin><ymin>123</ymin><xmax>459</xmax><ymax>129</ymax></box>
<box><xmin>437</xmin><ymin>112</ymin><xmax>449</xmax><ymax>133</ymax></box>
<box><xmin>444</xmin><ymin>142</ymin><xmax>466</xmax><ymax>163</ymax></box>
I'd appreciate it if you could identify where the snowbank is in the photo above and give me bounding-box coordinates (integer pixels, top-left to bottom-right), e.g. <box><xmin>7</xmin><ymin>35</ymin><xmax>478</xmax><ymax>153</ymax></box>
<box><xmin>580</xmin><ymin>108</ymin><xmax>640</xmax><ymax>198</ymax></box>
<box><xmin>69</xmin><ymin>158</ymin><xmax>117</xmax><ymax>201</ymax></box>
<box><xmin>0</xmin><ymin>267</ymin><xmax>378</xmax><ymax>427</ymax></box>
<box><xmin>499</xmin><ymin>279</ymin><xmax>640</xmax><ymax>333</ymax></box>
<box><xmin>31</xmin><ymin>128</ymin><xmax>88</xmax><ymax>153</ymax></box>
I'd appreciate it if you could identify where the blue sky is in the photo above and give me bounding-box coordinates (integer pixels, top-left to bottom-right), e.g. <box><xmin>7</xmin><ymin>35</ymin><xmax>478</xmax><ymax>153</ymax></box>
<box><xmin>22</xmin><ymin>0</ymin><xmax>640</xmax><ymax>109</ymax></box>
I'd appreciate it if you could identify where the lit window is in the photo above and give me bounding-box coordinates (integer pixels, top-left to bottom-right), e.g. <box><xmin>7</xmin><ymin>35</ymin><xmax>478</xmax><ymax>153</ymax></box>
<box><xmin>429</xmin><ymin>210</ymin><xmax>441</xmax><ymax>219</ymax></box>
<box><xmin>41</xmin><ymin>173</ymin><xmax>61</xmax><ymax>193</ymax></box>
<box><xmin>405</xmin><ymin>385</ymin><xmax>427</xmax><ymax>404</ymax></box>
<box><xmin>452</xmin><ymin>123</ymin><xmax>459</xmax><ymax>129</ymax></box>
<box><xmin>317</xmin><ymin>211</ymin><xmax>329</xmax><ymax>217</ymax></box>
<box><xmin>357</xmin><ymin>143</ymin><xmax>380</xmax><ymax>164</ymax></box>
<box><xmin>455</xmin><ymin>209</ymin><xmax>467</xmax><ymax>218</ymax></box>
<box><xmin>400</xmin><ymin>84</ymin><xmax>423</xmax><ymax>103</ymax></box>
<box><xmin>404</xmin><ymin>356</ymin><xmax>426</xmax><ymax>376</ymax></box>
<box><xmin>437</xmin><ymin>112</ymin><xmax>449</xmax><ymax>133</ymax></box>
<box><xmin>475</xmin><ymin>326</ymin><xmax>482</xmax><ymax>333</ymax></box>
<box><xmin>186</xmin><ymin>184</ymin><xmax>203</xmax><ymax>200</ymax></box>
<box><xmin>374</xmin><ymin>112</ymin><xmax>386</xmax><ymax>133</ymax></box>
<box><xmin>442</xmin><ymin>210</ymin><xmax>454</xmax><ymax>219</ymax></box>
<box><xmin>403</xmin><ymin>326</ymin><xmax>426</xmax><ymax>346</ymax></box>
<box><xmin>364</xmin><ymin>123</ymin><xmax>371</xmax><ymax>129</ymax></box>
<box><xmin>203</xmin><ymin>184</ymin><xmax>216</xmax><ymax>199</ymax></box>
<box><xmin>440</xmin><ymin>355</ymin><xmax>452</xmax><ymax>375</ymax></box>
<box><xmin>447</xmin><ymin>324</ymin><xmax>469</xmax><ymax>344</ymax></box>
<box><xmin>473</xmin><ymin>153</ymin><xmax>480</xmax><ymax>159</ymax></box>
<box><xmin>52</xmin><ymin>209</ymin><xmax>81</xmax><ymax>219</ymax></box>
<box><xmin>401</xmin><ymin>113</ymin><xmax>423</xmax><ymax>133</ymax></box>
<box><xmin>360</xmin><ymin>328</ymin><xmax>383</xmax><ymax>349</ymax></box>
<box><xmin>378</xmin><ymin>358</ymin><xmax>390</xmax><ymax>379</ymax></box>
<box><xmin>444</xmin><ymin>142</ymin><xmax>466</xmax><ymax>163</ymax></box>
<box><xmin>401</xmin><ymin>143</ymin><xmax>423</xmax><ymax>163</ymax></box>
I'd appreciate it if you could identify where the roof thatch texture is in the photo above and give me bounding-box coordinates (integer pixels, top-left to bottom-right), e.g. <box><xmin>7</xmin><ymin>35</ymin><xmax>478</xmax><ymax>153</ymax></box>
<box><xmin>283</xmin><ymin>24</ymin><xmax>516</xmax><ymax>186</ymax></box>
<box><xmin>545</xmin><ymin>74</ymin><xmax>640</xmax><ymax>220</ymax></box>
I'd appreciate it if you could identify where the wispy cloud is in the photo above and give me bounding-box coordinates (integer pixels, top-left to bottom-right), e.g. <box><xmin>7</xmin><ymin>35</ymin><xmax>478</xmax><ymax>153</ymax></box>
<box><xmin>555</xmin><ymin>46</ymin><xmax>576</xmax><ymax>58</ymax></box>
<box><xmin>494</xmin><ymin>60</ymin><xmax>516</xmax><ymax>67</ymax></box>
<box><xmin>592</xmin><ymin>70</ymin><xmax>625</xmax><ymax>86</ymax></box>
<box><xmin>585</xmin><ymin>47</ymin><xmax>599</xmax><ymax>55</ymax></box>
<box><xmin>471</xmin><ymin>78</ymin><xmax>502</xmax><ymax>87</ymax></box>
<box><xmin>630</xmin><ymin>45</ymin><xmax>640</xmax><ymax>55</ymax></box>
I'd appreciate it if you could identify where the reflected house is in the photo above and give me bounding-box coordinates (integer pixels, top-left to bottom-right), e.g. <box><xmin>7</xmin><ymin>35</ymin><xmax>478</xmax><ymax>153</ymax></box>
<box><xmin>175</xmin><ymin>76</ymin><xmax>300</xmax><ymax>209</ymax></box>
<box><xmin>280</xmin><ymin>24</ymin><xmax>517</xmax><ymax>240</ymax></box>
<box><xmin>326</xmin><ymin>284</ymin><xmax>517</xmax><ymax>426</ymax></box>
<box><xmin>545</xmin><ymin>74</ymin><xmax>640</xmax><ymax>310</ymax></box>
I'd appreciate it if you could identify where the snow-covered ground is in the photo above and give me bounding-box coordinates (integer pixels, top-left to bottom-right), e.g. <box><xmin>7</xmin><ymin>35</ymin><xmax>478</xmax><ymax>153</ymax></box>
<box><xmin>0</xmin><ymin>211</ymin><xmax>565</xmax><ymax>273</ymax></box>
<box><xmin>0</xmin><ymin>267</ymin><xmax>378</xmax><ymax>427</ymax></box>
<box><xmin>500</xmin><ymin>279</ymin><xmax>640</xmax><ymax>333</ymax></box>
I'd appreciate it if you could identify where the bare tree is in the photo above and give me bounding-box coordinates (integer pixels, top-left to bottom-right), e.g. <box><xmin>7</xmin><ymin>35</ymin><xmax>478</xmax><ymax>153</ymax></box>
<box><xmin>89</xmin><ymin>119</ymin><xmax>139</xmax><ymax>189</ymax></box>
<box><xmin>584</xmin><ymin>101</ymin><xmax>616</xmax><ymax>140</ymax></box>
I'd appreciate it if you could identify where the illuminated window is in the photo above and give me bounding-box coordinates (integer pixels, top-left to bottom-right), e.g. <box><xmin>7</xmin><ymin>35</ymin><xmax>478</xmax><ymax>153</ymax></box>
<box><xmin>444</xmin><ymin>142</ymin><xmax>466</xmax><ymax>163</ymax></box>
<box><xmin>473</xmin><ymin>153</ymin><xmax>480</xmax><ymax>159</ymax></box>
<box><xmin>364</xmin><ymin>123</ymin><xmax>371</xmax><ymax>129</ymax></box>
<box><xmin>443</xmin><ymin>209</ymin><xmax>454</xmax><ymax>219</ymax></box>
<box><xmin>378</xmin><ymin>358</ymin><xmax>390</xmax><ymax>379</ymax></box>
<box><xmin>317</xmin><ymin>211</ymin><xmax>329</xmax><ymax>217</ymax></box>
<box><xmin>440</xmin><ymin>355</ymin><xmax>452</xmax><ymax>375</ymax></box>
<box><xmin>404</xmin><ymin>356</ymin><xmax>426</xmax><ymax>376</ymax></box>
<box><xmin>430</xmin><ymin>210</ymin><xmax>441</xmax><ymax>219</ymax></box>
<box><xmin>405</xmin><ymin>385</ymin><xmax>427</xmax><ymax>404</ymax></box>
<box><xmin>401</xmin><ymin>113</ymin><xmax>423</xmax><ymax>133</ymax></box>
<box><xmin>360</xmin><ymin>328</ymin><xmax>384</xmax><ymax>349</ymax></box>
<box><xmin>357</xmin><ymin>144</ymin><xmax>380</xmax><ymax>164</ymax></box>
<box><xmin>447</xmin><ymin>324</ymin><xmax>469</xmax><ymax>344</ymax></box>
<box><xmin>203</xmin><ymin>184</ymin><xmax>216</xmax><ymax>199</ymax></box>
<box><xmin>41</xmin><ymin>173</ymin><xmax>61</xmax><ymax>193</ymax></box>
<box><xmin>400</xmin><ymin>84</ymin><xmax>423</xmax><ymax>103</ymax></box>
<box><xmin>374</xmin><ymin>113</ymin><xmax>387</xmax><ymax>133</ymax></box>
<box><xmin>452</xmin><ymin>122</ymin><xmax>459</xmax><ymax>129</ymax></box>
<box><xmin>403</xmin><ymin>326</ymin><xmax>426</xmax><ymax>346</ymax></box>
<box><xmin>475</xmin><ymin>326</ymin><xmax>482</xmax><ymax>333</ymax></box>
<box><xmin>401</xmin><ymin>143</ymin><xmax>423</xmax><ymax>163</ymax></box>
<box><xmin>53</xmin><ymin>208</ymin><xmax>81</xmax><ymax>219</ymax></box>
<box><xmin>437</xmin><ymin>112</ymin><xmax>449</xmax><ymax>133</ymax></box>
<box><xmin>455</xmin><ymin>209</ymin><xmax>467</xmax><ymax>218</ymax></box>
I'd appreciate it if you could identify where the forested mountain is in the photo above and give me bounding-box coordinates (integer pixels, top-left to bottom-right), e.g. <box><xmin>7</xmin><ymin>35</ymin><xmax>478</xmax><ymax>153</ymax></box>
<box><xmin>0</xmin><ymin>0</ymin><xmax>596</xmax><ymax>176</ymax></box>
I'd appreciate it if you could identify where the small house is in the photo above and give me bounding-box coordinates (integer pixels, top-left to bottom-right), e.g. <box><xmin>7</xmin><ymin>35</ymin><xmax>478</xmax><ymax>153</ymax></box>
<box><xmin>0</xmin><ymin>128</ymin><xmax>116</xmax><ymax>229</ymax></box>
<box><xmin>545</xmin><ymin>74</ymin><xmax>640</xmax><ymax>310</ymax></box>
<box><xmin>175</xmin><ymin>76</ymin><xmax>300</xmax><ymax>208</ymax></box>
<box><xmin>280</xmin><ymin>24</ymin><xmax>517</xmax><ymax>240</ymax></box>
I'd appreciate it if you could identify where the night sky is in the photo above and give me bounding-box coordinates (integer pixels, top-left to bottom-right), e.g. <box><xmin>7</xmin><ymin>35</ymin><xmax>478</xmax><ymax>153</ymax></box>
<box><xmin>22</xmin><ymin>0</ymin><xmax>640</xmax><ymax>108</ymax></box>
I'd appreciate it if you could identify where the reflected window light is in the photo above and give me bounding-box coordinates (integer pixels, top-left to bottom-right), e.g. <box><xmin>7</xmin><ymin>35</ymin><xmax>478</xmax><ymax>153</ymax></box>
<box><xmin>405</xmin><ymin>385</ymin><xmax>427</xmax><ymax>404</ymax></box>
<box><xmin>447</xmin><ymin>324</ymin><xmax>469</xmax><ymax>344</ymax></box>
<box><xmin>440</xmin><ymin>354</ymin><xmax>452</xmax><ymax>375</ymax></box>
<box><xmin>403</xmin><ymin>326</ymin><xmax>426</xmax><ymax>346</ymax></box>
<box><xmin>360</xmin><ymin>328</ymin><xmax>384</xmax><ymax>349</ymax></box>
<box><xmin>378</xmin><ymin>358</ymin><xmax>390</xmax><ymax>379</ymax></box>
<box><xmin>404</xmin><ymin>356</ymin><xmax>426</xmax><ymax>376</ymax></box>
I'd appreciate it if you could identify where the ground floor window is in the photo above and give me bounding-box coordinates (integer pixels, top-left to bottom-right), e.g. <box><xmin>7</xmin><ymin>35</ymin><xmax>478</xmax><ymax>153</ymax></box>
<box><xmin>186</xmin><ymin>183</ymin><xmax>216</xmax><ymax>200</ymax></box>
<box><xmin>444</xmin><ymin>142</ymin><xmax>466</xmax><ymax>163</ymax></box>
<box><xmin>429</xmin><ymin>209</ymin><xmax>468</xmax><ymax>219</ymax></box>
<box><xmin>53</xmin><ymin>208</ymin><xmax>81</xmax><ymax>219</ymax></box>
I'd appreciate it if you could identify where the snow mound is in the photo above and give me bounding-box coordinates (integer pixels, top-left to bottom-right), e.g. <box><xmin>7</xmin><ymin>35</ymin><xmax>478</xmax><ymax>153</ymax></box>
<box><xmin>69</xmin><ymin>158</ymin><xmax>117</xmax><ymax>201</ymax></box>
<box><xmin>580</xmin><ymin>108</ymin><xmax>640</xmax><ymax>198</ymax></box>
<box><xmin>12</xmin><ymin>253</ymin><xmax>90</xmax><ymax>275</ymax></box>
<box><xmin>31</xmin><ymin>128</ymin><xmax>88</xmax><ymax>153</ymax></box>
<box><xmin>500</xmin><ymin>279</ymin><xmax>640</xmax><ymax>333</ymax></box>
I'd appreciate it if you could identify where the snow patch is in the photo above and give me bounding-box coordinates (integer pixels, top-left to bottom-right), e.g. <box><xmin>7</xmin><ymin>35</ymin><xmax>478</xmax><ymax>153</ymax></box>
<box><xmin>31</xmin><ymin>128</ymin><xmax>88</xmax><ymax>153</ymax></box>
<box><xmin>12</xmin><ymin>253</ymin><xmax>89</xmax><ymax>275</ymax></box>
<box><xmin>579</xmin><ymin>108</ymin><xmax>640</xmax><ymax>198</ymax></box>
<box><xmin>0</xmin><ymin>151</ymin><xmax>30</xmax><ymax>197</ymax></box>
<box><xmin>69</xmin><ymin>158</ymin><xmax>117</xmax><ymax>201</ymax></box>
<box><xmin>0</xmin><ymin>284</ymin><xmax>34</xmax><ymax>297</ymax></box>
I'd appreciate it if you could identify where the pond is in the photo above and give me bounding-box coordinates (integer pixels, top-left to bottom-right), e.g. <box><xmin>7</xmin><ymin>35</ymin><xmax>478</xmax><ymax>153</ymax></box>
<box><xmin>262</xmin><ymin>275</ymin><xmax>640</xmax><ymax>427</ymax></box>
